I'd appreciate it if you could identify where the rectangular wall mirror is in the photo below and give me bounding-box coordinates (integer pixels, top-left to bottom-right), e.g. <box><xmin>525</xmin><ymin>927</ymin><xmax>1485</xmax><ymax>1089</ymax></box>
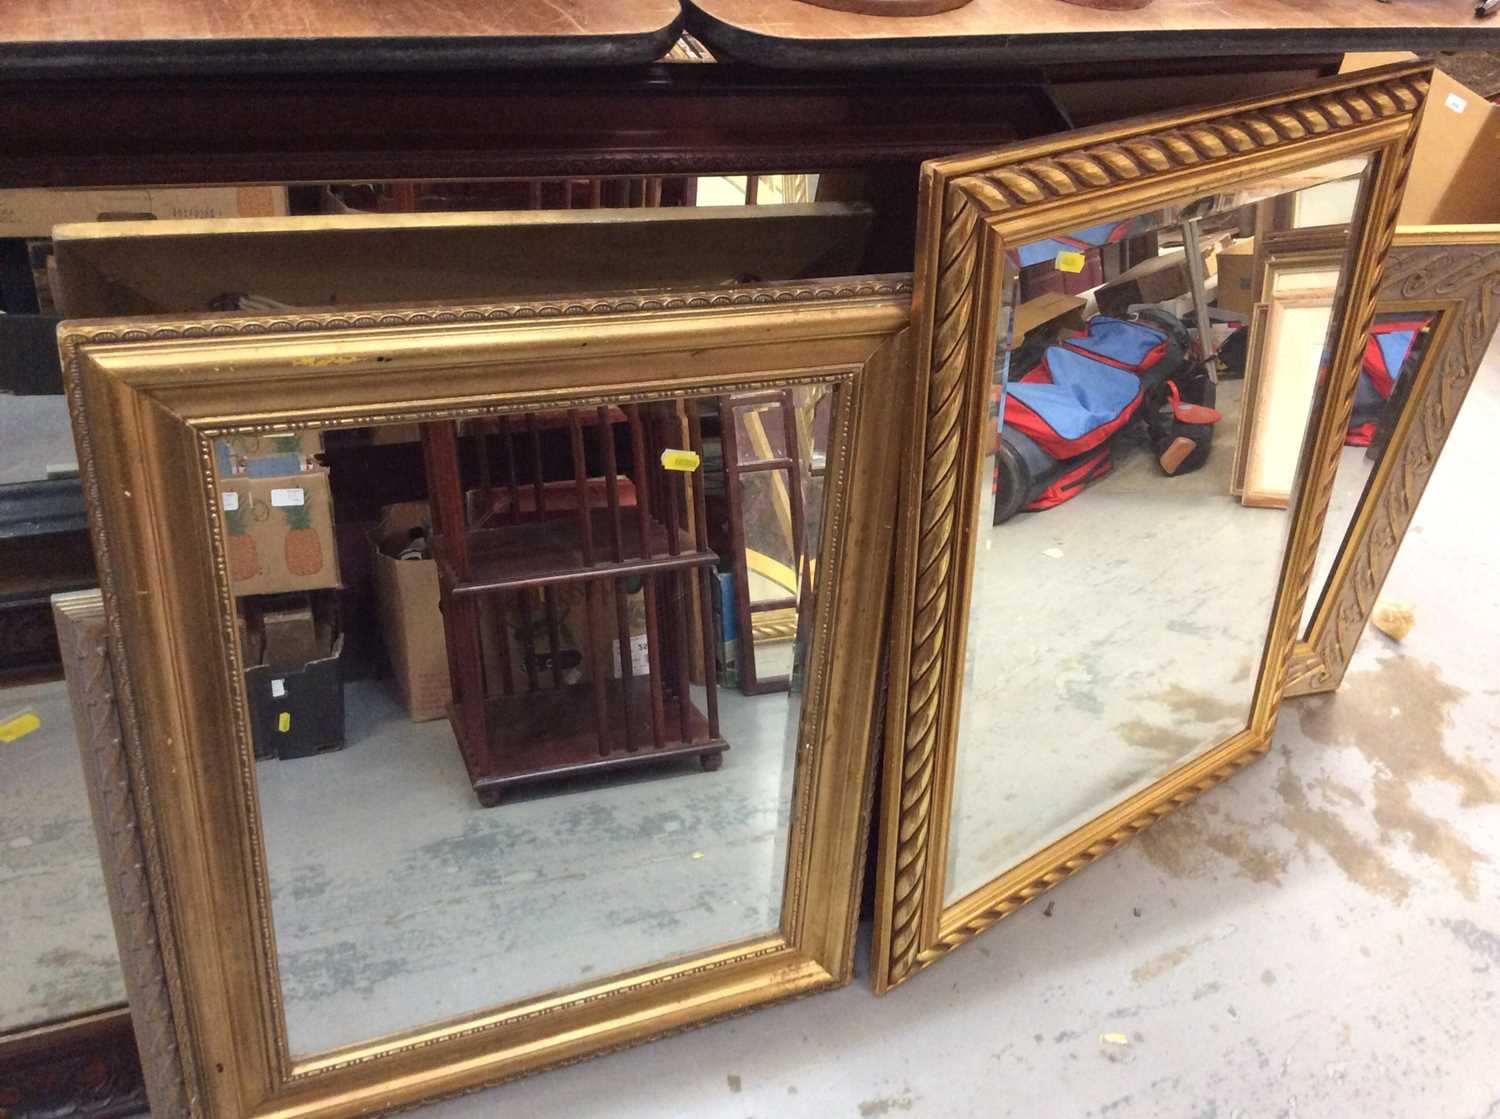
<box><xmin>1288</xmin><ymin>70</ymin><xmax>1500</xmax><ymax>694</ymax></box>
<box><xmin>61</xmin><ymin>279</ymin><xmax>907</xmax><ymax>1116</ymax></box>
<box><xmin>874</xmin><ymin>63</ymin><xmax>1430</xmax><ymax>990</ymax></box>
<box><xmin>1288</xmin><ymin>225</ymin><xmax>1500</xmax><ymax>694</ymax></box>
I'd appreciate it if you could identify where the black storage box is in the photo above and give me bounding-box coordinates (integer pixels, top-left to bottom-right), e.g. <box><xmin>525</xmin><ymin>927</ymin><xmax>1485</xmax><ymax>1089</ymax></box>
<box><xmin>242</xmin><ymin>595</ymin><xmax>345</xmax><ymax>760</ymax></box>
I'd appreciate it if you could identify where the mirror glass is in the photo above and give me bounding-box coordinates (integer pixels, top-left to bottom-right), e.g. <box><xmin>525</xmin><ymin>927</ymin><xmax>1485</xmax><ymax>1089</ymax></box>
<box><xmin>944</xmin><ymin>157</ymin><xmax>1371</xmax><ymax>905</ymax></box>
<box><xmin>210</xmin><ymin>386</ymin><xmax>834</xmax><ymax>1058</ymax></box>
<box><xmin>0</xmin><ymin>395</ymin><xmax>125</xmax><ymax>1034</ymax></box>
<box><xmin>1301</xmin><ymin>311</ymin><xmax>1436</xmax><ymax>632</ymax></box>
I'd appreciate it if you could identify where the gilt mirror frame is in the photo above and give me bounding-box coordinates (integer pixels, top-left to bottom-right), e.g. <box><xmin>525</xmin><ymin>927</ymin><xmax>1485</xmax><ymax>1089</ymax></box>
<box><xmin>873</xmin><ymin>62</ymin><xmax>1432</xmax><ymax>992</ymax></box>
<box><xmin>1286</xmin><ymin>225</ymin><xmax>1500</xmax><ymax>696</ymax></box>
<box><xmin>60</xmin><ymin>277</ymin><xmax>909</xmax><ymax>1118</ymax></box>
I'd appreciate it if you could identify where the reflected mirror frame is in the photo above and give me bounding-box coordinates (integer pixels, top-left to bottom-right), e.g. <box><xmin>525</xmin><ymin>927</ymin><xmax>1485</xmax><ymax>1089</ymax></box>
<box><xmin>60</xmin><ymin>277</ymin><xmax>910</xmax><ymax>1118</ymax></box>
<box><xmin>873</xmin><ymin>62</ymin><xmax>1432</xmax><ymax>993</ymax></box>
<box><xmin>1286</xmin><ymin>225</ymin><xmax>1500</xmax><ymax>696</ymax></box>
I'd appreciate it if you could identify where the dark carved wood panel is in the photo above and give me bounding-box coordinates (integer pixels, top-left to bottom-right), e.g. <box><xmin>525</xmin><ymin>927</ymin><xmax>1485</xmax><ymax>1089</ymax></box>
<box><xmin>0</xmin><ymin>1010</ymin><xmax>145</xmax><ymax>1119</ymax></box>
<box><xmin>0</xmin><ymin>67</ymin><xmax>1070</xmax><ymax>188</ymax></box>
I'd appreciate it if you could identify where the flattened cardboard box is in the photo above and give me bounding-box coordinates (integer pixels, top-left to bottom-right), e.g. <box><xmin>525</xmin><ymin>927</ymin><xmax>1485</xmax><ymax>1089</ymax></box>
<box><xmin>0</xmin><ymin>185</ymin><xmax>287</xmax><ymax>238</ymax></box>
<box><xmin>220</xmin><ymin>470</ymin><xmax>340</xmax><ymax>597</ymax></box>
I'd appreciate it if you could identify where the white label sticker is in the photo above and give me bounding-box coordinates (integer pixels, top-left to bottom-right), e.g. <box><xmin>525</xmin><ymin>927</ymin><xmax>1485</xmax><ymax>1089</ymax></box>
<box><xmin>270</xmin><ymin>487</ymin><xmax>305</xmax><ymax>508</ymax></box>
<box><xmin>221</xmin><ymin>491</ymin><xmax>240</xmax><ymax>512</ymax></box>
<box><xmin>271</xmin><ymin>678</ymin><xmax>286</xmax><ymax>698</ymax></box>
<box><xmin>612</xmin><ymin>634</ymin><xmax>651</xmax><ymax>678</ymax></box>
<box><xmin>1445</xmin><ymin>92</ymin><xmax>1468</xmax><ymax>114</ymax></box>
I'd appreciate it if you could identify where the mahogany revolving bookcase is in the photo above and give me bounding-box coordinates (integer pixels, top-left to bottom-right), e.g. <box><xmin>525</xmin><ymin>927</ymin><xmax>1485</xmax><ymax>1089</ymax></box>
<box><xmin>420</xmin><ymin>403</ymin><xmax>726</xmax><ymax>807</ymax></box>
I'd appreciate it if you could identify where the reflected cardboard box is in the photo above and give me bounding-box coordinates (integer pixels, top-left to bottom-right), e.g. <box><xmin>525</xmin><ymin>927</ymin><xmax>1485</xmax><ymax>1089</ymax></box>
<box><xmin>0</xmin><ymin>184</ymin><xmax>287</xmax><ymax>238</ymax></box>
<box><xmin>215</xmin><ymin>431</ymin><xmax>323</xmax><ymax>478</ymax></box>
<box><xmin>1216</xmin><ymin>237</ymin><xmax>1256</xmax><ymax>320</ymax></box>
<box><xmin>481</xmin><ymin>580</ymin><xmax>648</xmax><ymax>695</ymax></box>
<box><xmin>239</xmin><ymin>591</ymin><xmax>345</xmax><ymax>761</ymax></box>
<box><xmin>371</xmin><ymin>501</ymin><xmax>451</xmax><ymax>722</ymax></box>
<box><xmin>220</xmin><ymin>470</ymin><xmax>341</xmax><ymax>598</ymax></box>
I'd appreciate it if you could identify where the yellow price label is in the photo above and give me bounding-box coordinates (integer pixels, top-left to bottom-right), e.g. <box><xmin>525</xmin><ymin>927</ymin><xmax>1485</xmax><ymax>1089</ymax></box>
<box><xmin>277</xmin><ymin>712</ymin><xmax>292</xmax><ymax>733</ymax></box>
<box><xmin>0</xmin><ymin>711</ymin><xmax>41</xmax><ymax>743</ymax></box>
<box><xmin>660</xmin><ymin>449</ymin><xmax>701</xmax><ymax>473</ymax></box>
<box><xmin>1055</xmin><ymin>250</ymin><xmax>1087</xmax><ymax>274</ymax></box>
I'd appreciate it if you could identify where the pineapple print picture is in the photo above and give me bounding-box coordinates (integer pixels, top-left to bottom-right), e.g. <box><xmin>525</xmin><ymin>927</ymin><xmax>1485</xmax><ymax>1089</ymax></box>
<box><xmin>281</xmin><ymin>492</ymin><xmax>325</xmax><ymax>577</ymax></box>
<box><xmin>224</xmin><ymin>491</ymin><xmax>261</xmax><ymax>584</ymax></box>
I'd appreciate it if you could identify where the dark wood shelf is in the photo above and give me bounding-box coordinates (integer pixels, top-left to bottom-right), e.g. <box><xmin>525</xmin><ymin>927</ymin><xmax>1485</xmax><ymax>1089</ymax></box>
<box><xmin>440</xmin><ymin>508</ymin><xmax>715</xmax><ymax>595</ymax></box>
<box><xmin>451</xmin><ymin>678</ymin><xmax>727</xmax><ymax>803</ymax></box>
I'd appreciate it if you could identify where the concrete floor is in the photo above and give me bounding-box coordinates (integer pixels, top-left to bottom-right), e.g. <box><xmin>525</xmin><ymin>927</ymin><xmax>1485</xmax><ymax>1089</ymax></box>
<box><xmin>257</xmin><ymin>682</ymin><xmax>798</xmax><ymax>1058</ymax></box>
<box><xmin>4</xmin><ymin>343</ymin><xmax>1497</xmax><ymax>1114</ymax></box>
<box><xmin>0</xmin><ymin>676</ymin><xmax>124</xmax><ymax>1031</ymax></box>
<box><xmin>409</xmin><ymin>340</ymin><xmax>1500</xmax><ymax>1118</ymax></box>
<box><xmin>948</xmin><ymin>379</ymin><xmax>1289</xmax><ymax>904</ymax></box>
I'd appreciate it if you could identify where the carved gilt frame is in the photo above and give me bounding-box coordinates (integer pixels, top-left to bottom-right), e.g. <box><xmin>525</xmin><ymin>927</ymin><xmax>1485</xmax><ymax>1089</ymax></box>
<box><xmin>873</xmin><ymin>63</ymin><xmax>1431</xmax><ymax>992</ymax></box>
<box><xmin>61</xmin><ymin>278</ymin><xmax>909</xmax><ymax>1117</ymax></box>
<box><xmin>1287</xmin><ymin>226</ymin><xmax>1500</xmax><ymax>695</ymax></box>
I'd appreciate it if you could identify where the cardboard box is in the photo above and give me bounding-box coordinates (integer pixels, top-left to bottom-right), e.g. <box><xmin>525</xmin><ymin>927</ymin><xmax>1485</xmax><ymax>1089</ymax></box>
<box><xmin>215</xmin><ymin>431</ymin><xmax>323</xmax><ymax>477</ymax></box>
<box><xmin>242</xmin><ymin>594</ymin><xmax>344</xmax><ymax>761</ymax></box>
<box><xmin>487</xmin><ymin>580</ymin><xmax>647</xmax><ymax>694</ymax></box>
<box><xmin>1398</xmin><ymin>69</ymin><xmax>1500</xmax><ymax>226</ymax></box>
<box><xmin>257</xmin><ymin>596</ymin><xmax>321</xmax><ymax>672</ymax></box>
<box><xmin>219</xmin><ymin>470</ymin><xmax>340</xmax><ymax>597</ymax></box>
<box><xmin>0</xmin><ymin>185</ymin><xmax>287</xmax><ymax>238</ymax></box>
<box><xmin>1094</xmin><ymin>234</ymin><xmax>1230</xmax><ymax>317</ymax></box>
<box><xmin>1216</xmin><ymin>238</ymin><xmax>1256</xmax><ymax>320</ymax></box>
<box><xmin>1008</xmin><ymin>292</ymin><xmax>1088</xmax><ymax>350</ymax></box>
<box><xmin>371</xmin><ymin>502</ymin><xmax>451</xmax><ymax>721</ymax></box>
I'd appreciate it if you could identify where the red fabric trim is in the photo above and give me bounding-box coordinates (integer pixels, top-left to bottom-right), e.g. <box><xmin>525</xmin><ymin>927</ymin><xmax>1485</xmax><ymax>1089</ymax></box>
<box><xmin>1346</xmin><ymin>422</ymin><xmax>1377</xmax><ymax>447</ymax></box>
<box><xmin>1004</xmin><ymin>384</ymin><xmax>1142</xmax><ymax>459</ymax></box>
<box><xmin>1362</xmin><ymin>336</ymin><xmax>1396</xmax><ymax>399</ymax></box>
<box><xmin>1060</xmin><ymin>335</ymin><xmax>1169</xmax><ymax>374</ymax></box>
<box><xmin>1370</xmin><ymin>319</ymin><xmax>1431</xmax><ymax>336</ymax></box>
<box><xmin>1024</xmin><ymin>450</ymin><xmax>1113</xmax><ymax>510</ymax></box>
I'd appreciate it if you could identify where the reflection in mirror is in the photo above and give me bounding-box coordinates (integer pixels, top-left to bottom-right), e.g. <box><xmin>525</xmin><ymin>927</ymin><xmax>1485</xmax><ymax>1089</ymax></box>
<box><xmin>212</xmin><ymin>388</ymin><xmax>832</xmax><ymax>1057</ymax></box>
<box><xmin>1302</xmin><ymin>312</ymin><xmax>1436</xmax><ymax>631</ymax></box>
<box><xmin>0</xmin><ymin>397</ymin><xmax>125</xmax><ymax>1034</ymax></box>
<box><xmin>945</xmin><ymin>158</ymin><xmax>1369</xmax><ymax>905</ymax></box>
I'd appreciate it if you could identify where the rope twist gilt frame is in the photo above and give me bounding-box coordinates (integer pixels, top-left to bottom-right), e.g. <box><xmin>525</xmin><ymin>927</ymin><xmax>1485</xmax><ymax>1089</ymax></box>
<box><xmin>1287</xmin><ymin>229</ymin><xmax>1500</xmax><ymax>695</ymax></box>
<box><xmin>874</xmin><ymin>62</ymin><xmax>1431</xmax><ymax>992</ymax></box>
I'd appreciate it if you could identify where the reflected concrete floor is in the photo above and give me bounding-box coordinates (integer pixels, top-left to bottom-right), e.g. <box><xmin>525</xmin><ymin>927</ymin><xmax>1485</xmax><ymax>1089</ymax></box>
<box><xmin>416</xmin><ymin>341</ymin><xmax>1500</xmax><ymax>1119</ymax></box>
<box><xmin>947</xmin><ymin>379</ymin><xmax>1288</xmax><ymax>903</ymax></box>
<box><xmin>1305</xmin><ymin>441</ymin><xmax>1378</xmax><ymax>631</ymax></box>
<box><xmin>257</xmin><ymin>682</ymin><xmax>797</xmax><ymax>1057</ymax></box>
<box><xmin>0</xmin><ymin>677</ymin><xmax>124</xmax><ymax>1031</ymax></box>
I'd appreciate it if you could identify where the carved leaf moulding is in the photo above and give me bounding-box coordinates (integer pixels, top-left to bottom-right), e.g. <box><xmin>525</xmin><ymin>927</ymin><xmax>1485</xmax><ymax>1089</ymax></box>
<box><xmin>1301</xmin><ymin>242</ymin><xmax>1500</xmax><ymax>689</ymax></box>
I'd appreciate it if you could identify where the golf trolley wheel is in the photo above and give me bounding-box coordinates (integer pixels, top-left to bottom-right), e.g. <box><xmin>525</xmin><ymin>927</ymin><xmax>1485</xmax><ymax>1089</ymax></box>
<box><xmin>992</xmin><ymin>439</ymin><xmax>1032</xmax><ymax>525</ymax></box>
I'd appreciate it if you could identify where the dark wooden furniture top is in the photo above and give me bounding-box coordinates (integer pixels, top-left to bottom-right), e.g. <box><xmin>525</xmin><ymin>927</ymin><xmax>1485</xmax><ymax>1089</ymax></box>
<box><xmin>0</xmin><ymin>0</ymin><xmax>682</xmax><ymax>75</ymax></box>
<box><xmin>687</xmin><ymin>0</ymin><xmax>1500</xmax><ymax>65</ymax></box>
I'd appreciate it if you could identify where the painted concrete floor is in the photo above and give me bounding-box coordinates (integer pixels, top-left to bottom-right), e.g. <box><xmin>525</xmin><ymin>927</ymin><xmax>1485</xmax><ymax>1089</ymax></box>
<box><xmin>948</xmin><ymin>379</ymin><xmax>1288</xmax><ymax>904</ymax></box>
<box><xmin>257</xmin><ymin>683</ymin><xmax>797</xmax><ymax>1057</ymax></box>
<box><xmin>410</xmin><ymin>344</ymin><xmax>1500</xmax><ymax>1118</ymax></box>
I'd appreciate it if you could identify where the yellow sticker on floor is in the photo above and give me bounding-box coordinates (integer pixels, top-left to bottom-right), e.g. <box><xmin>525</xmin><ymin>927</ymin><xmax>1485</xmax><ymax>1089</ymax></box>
<box><xmin>0</xmin><ymin>711</ymin><xmax>41</xmax><ymax>743</ymax></box>
<box><xmin>660</xmin><ymin>449</ymin><xmax>701</xmax><ymax>472</ymax></box>
<box><xmin>277</xmin><ymin>712</ymin><xmax>291</xmax><ymax>733</ymax></box>
<box><xmin>1055</xmin><ymin>250</ymin><xmax>1086</xmax><ymax>274</ymax></box>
